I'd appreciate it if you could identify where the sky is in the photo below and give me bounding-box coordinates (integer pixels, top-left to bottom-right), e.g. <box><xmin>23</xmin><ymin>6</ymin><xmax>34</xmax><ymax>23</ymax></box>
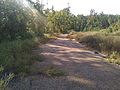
<box><xmin>33</xmin><ymin>0</ymin><xmax>120</xmax><ymax>15</ymax></box>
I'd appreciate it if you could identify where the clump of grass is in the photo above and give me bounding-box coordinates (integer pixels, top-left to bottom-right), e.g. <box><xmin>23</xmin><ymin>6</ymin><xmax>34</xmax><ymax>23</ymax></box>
<box><xmin>46</xmin><ymin>33</ymin><xmax>60</xmax><ymax>38</ymax></box>
<box><xmin>115</xmin><ymin>60</ymin><xmax>120</xmax><ymax>65</ymax></box>
<box><xmin>106</xmin><ymin>51</ymin><xmax>120</xmax><ymax>65</ymax></box>
<box><xmin>107</xmin><ymin>58</ymin><xmax>120</xmax><ymax>65</ymax></box>
<box><xmin>44</xmin><ymin>66</ymin><xmax>65</xmax><ymax>77</ymax></box>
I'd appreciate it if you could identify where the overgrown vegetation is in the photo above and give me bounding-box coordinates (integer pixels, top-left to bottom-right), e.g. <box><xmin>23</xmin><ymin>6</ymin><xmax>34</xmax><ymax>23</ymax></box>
<box><xmin>106</xmin><ymin>52</ymin><xmax>120</xmax><ymax>65</ymax></box>
<box><xmin>74</xmin><ymin>30</ymin><xmax>120</xmax><ymax>65</ymax></box>
<box><xmin>0</xmin><ymin>0</ymin><xmax>120</xmax><ymax>84</ymax></box>
<box><xmin>0</xmin><ymin>0</ymin><xmax>45</xmax><ymax>42</ymax></box>
<box><xmin>0</xmin><ymin>0</ymin><xmax>46</xmax><ymax>75</ymax></box>
<box><xmin>0</xmin><ymin>39</ymin><xmax>38</xmax><ymax>74</ymax></box>
<box><xmin>45</xmin><ymin>8</ymin><xmax>120</xmax><ymax>34</ymax></box>
<box><xmin>75</xmin><ymin>31</ymin><xmax>120</xmax><ymax>53</ymax></box>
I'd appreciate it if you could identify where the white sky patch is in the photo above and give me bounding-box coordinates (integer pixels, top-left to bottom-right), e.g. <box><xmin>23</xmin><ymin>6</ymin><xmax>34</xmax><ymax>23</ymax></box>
<box><xmin>32</xmin><ymin>0</ymin><xmax>120</xmax><ymax>15</ymax></box>
<box><xmin>23</xmin><ymin>0</ymin><xmax>30</xmax><ymax>7</ymax></box>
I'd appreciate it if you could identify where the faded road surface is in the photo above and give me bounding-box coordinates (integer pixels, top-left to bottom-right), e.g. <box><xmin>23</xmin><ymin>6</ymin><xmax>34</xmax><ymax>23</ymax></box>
<box><xmin>9</xmin><ymin>36</ymin><xmax>120</xmax><ymax>90</ymax></box>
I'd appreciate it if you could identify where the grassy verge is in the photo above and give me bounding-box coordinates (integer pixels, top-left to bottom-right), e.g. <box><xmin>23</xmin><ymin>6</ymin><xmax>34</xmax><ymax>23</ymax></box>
<box><xmin>0</xmin><ymin>39</ymin><xmax>35</xmax><ymax>74</ymax></box>
<box><xmin>68</xmin><ymin>30</ymin><xmax>120</xmax><ymax>65</ymax></box>
<box><xmin>0</xmin><ymin>36</ymin><xmax>49</xmax><ymax>75</ymax></box>
<box><xmin>106</xmin><ymin>51</ymin><xmax>120</xmax><ymax>65</ymax></box>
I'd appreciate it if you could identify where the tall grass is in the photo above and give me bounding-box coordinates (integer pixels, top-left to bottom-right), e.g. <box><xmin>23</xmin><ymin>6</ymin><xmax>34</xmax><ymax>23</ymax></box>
<box><xmin>75</xmin><ymin>31</ymin><xmax>120</xmax><ymax>65</ymax></box>
<box><xmin>76</xmin><ymin>32</ymin><xmax>120</xmax><ymax>53</ymax></box>
<box><xmin>0</xmin><ymin>39</ymin><xmax>38</xmax><ymax>74</ymax></box>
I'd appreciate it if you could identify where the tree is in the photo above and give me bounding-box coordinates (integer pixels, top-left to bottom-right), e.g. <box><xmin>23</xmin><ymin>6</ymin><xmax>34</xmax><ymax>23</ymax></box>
<box><xmin>46</xmin><ymin>7</ymin><xmax>74</xmax><ymax>33</ymax></box>
<box><xmin>27</xmin><ymin>0</ymin><xmax>44</xmax><ymax>15</ymax></box>
<box><xmin>0</xmin><ymin>0</ymin><xmax>45</xmax><ymax>42</ymax></box>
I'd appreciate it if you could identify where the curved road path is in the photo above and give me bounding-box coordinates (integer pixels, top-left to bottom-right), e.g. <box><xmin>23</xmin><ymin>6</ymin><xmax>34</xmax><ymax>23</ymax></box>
<box><xmin>9</xmin><ymin>35</ymin><xmax>120</xmax><ymax>90</ymax></box>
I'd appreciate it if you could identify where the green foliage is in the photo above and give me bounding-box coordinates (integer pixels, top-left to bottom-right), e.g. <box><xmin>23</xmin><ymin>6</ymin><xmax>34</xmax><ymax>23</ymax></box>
<box><xmin>0</xmin><ymin>39</ymin><xmax>36</xmax><ymax>74</ymax></box>
<box><xmin>0</xmin><ymin>66</ymin><xmax>14</xmax><ymax>90</ymax></box>
<box><xmin>0</xmin><ymin>0</ymin><xmax>46</xmax><ymax>74</ymax></box>
<box><xmin>106</xmin><ymin>51</ymin><xmax>120</xmax><ymax>65</ymax></box>
<box><xmin>46</xmin><ymin>8</ymin><xmax>76</xmax><ymax>33</ymax></box>
<box><xmin>1</xmin><ymin>0</ymin><xmax>120</xmax><ymax>76</ymax></box>
<box><xmin>0</xmin><ymin>0</ymin><xmax>45</xmax><ymax>42</ymax></box>
<box><xmin>109</xmin><ymin>51</ymin><xmax>118</xmax><ymax>59</ymax></box>
<box><xmin>44</xmin><ymin>66</ymin><xmax>65</xmax><ymax>77</ymax></box>
<box><xmin>45</xmin><ymin>8</ymin><xmax>120</xmax><ymax>34</ymax></box>
<box><xmin>76</xmin><ymin>31</ymin><xmax>120</xmax><ymax>65</ymax></box>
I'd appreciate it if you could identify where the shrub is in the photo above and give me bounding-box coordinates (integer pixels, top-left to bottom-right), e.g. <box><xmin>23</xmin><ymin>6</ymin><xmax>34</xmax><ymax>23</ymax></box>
<box><xmin>100</xmin><ymin>36</ymin><xmax>120</xmax><ymax>53</ymax></box>
<box><xmin>75</xmin><ymin>31</ymin><xmax>120</xmax><ymax>65</ymax></box>
<box><xmin>76</xmin><ymin>32</ymin><xmax>120</xmax><ymax>53</ymax></box>
<box><xmin>78</xmin><ymin>35</ymin><xmax>103</xmax><ymax>51</ymax></box>
<box><xmin>0</xmin><ymin>0</ymin><xmax>45</xmax><ymax>42</ymax></box>
<box><xmin>106</xmin><ymin>51</ymin><xmax>120</xmax><ymax>65</ymax></box>
<box><xmin>0</xmin><ymin>0</ymin><xmax>47</xmax><ymax>75</ymax></box>
<box><xmin>0</xmin><ymin>39</ymin><xmax>36</xmax><ymax>74</ymax></box>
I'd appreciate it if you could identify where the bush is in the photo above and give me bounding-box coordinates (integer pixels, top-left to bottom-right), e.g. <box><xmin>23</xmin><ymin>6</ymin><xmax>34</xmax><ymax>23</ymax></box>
<box><xmin>75</xmin><ymin>31</ymin><xmax>120</xmax><ymax>65</ymax></box>
<box><xmin>0</xmin><ymin>0</ymin><xmax>47</xmax><ymax>75</ymax></box>
<box><xmin>76</xmin><ymin>32</ymin><xmax>120</xmax><ymax>53</ymax></box>
<box><xmin>78</xmin><ymin>35</ymin><xmax>103</xmax><ymax>51</ymax></box>
<box><xmin>0</xmin><ymin>0</ymin><xmax>45</xmax><ymax>42</ymax></box>
<box><xmin>106</xmin><ymin>51</ymin><xmax>120</xmax><ymax>65</ymax></box>
<box><xmin>101</xmin><ymin>36</ymin><xmax>120</xmax><ymax>52</ymax></box>
<box><xmin>0</xmin><ymin>39</ymin><xmax>36</xmax><ymax>74</ymax></box>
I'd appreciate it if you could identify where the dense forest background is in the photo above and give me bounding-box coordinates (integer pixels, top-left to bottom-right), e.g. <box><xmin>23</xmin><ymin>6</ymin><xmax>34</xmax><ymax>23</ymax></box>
<box><xmin>28</xmin><ymin>0</ymin><xmax>120</xmax><ymax>33</ymax></box>
<box><xmin>1</xmin><ymin>0</ymin><xmax>120</xmax><ymax>40</ymax></box>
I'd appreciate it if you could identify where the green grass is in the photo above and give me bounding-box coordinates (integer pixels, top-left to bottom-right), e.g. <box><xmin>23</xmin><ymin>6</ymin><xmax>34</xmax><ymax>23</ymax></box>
<box><xmin>106</xmin><ymin>51</ymin><xmax>120</xmax><ymax>65</ymax></box>
<box><xmin>0</xmin><ymin>39</ymin><xmax>35</xmax><ymax>74</ymax></box>
<box><xmin>43</xmin><ymin>66</ymin><xmax>65</xmax><ymax>77</ymax></box>
<box><xmin>0</xmin><ymin>34</ymin><xmax>50</xmax><ymax>75</ymax></box>
<box><xmin>0</xmin><ymin>36</ymin><xmax>48</xmax><ymax>74</ymax></box>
